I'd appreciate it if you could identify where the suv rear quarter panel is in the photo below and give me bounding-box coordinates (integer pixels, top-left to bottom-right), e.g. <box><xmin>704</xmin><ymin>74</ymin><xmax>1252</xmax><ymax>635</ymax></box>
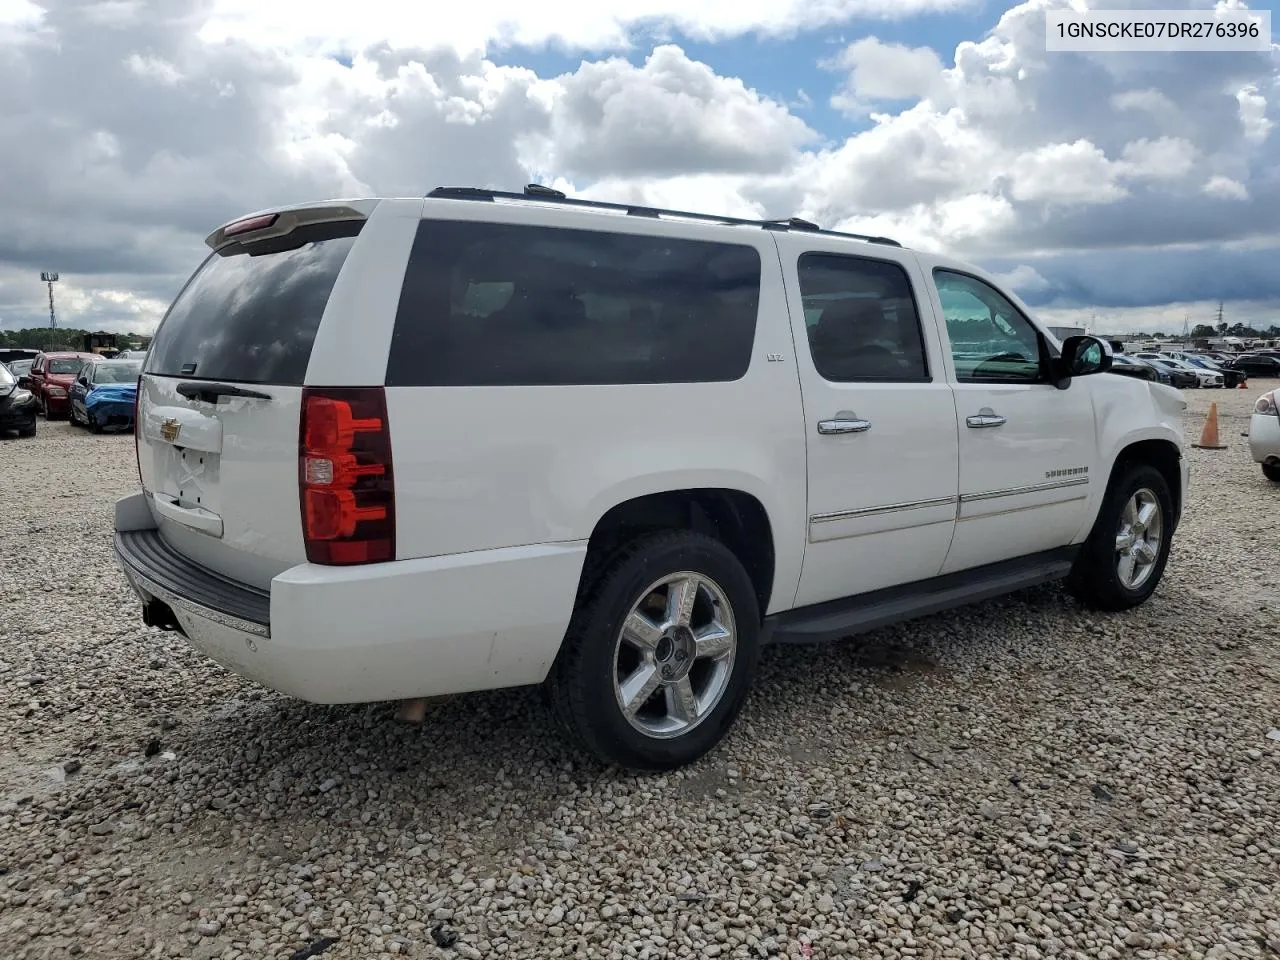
<box><xmin>305</xmin><ymin>198</ymin><xmax>425</xmax><ymax>385</ymax></box>
<box><xmin>368</xmin><ymin>202</ymin><xmax>808</xmax><ymax>615</ymax></box>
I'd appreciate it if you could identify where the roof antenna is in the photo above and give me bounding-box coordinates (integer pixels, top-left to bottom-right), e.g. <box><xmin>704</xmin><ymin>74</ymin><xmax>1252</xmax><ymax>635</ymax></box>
<box><xmin>524</xmin><ymin>183</ymin><xmax>566</xmax><ymax>199</ymax></box>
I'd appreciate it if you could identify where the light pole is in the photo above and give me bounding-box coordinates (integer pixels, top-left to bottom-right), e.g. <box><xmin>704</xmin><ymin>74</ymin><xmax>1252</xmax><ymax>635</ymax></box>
<box><xmin>40</xmin><ymin>271</ymin><xmax>60</xmax><ymax>329</ymax></box>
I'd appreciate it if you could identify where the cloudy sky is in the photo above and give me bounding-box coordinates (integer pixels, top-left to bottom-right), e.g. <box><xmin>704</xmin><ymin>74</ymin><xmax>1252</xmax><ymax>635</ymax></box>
<box><xmin>0</xmin><ymin>0</ymin><xmax>1276</xmax><ymax>336</ymax></box>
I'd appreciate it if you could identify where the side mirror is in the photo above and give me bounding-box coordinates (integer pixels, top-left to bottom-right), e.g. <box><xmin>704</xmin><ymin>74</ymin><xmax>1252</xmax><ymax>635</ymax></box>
<box><xmin>1053</xmin><ymin>335</ymin><xmax>1113</xmax><ymax>388</ymax></box>
<box><xmin>17</xmin><ymin>376</ymin><xmax>30</xmax><ymax>389</ymax></box>
<box><xmin>78</xmin><ymin>377</ymin><xmax>89</xmax><ymax>387</ymax></box>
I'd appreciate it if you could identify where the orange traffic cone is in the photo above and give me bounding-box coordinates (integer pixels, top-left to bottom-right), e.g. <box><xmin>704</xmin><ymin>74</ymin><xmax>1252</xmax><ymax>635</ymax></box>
<box><xmin>1238</xmin><ymin>379</ymin><xmax>1249</xmax><ymax>390</ymax></box>
<box><xmin>1192</xmin><ymin>401</ymin><xmax>1227</xmax><ymax>450</ymax></box>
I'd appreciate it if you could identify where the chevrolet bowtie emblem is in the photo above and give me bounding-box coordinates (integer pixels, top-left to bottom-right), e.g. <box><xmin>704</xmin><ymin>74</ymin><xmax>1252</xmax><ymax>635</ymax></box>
<box><xmin>160</xmin><ymin>418</ymin><xmax>182</xmax><ymax>442</ymax></box>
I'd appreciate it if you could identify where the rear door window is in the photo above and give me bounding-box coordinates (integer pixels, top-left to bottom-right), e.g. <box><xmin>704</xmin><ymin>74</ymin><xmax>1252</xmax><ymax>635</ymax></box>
<box><xmin>386</xmin><ymin>219</ymin><xmax>762</xmax><ymax>386</ymax></box>
<box><xmin>797</xmin><ymin>253</ymin><xmax>930</xmax><ymax>382</ymax></box>
<box><xmin>144</xmin><ymin>221</ymin><xmax>363</xmax><ymax>385</ymax></box>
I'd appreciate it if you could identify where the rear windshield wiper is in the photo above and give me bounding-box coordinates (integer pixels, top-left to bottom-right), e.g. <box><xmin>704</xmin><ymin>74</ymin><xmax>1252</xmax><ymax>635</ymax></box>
<box><xmin>175</xmin><ymin>382</ymin><xmax>272</xmax><ymax>403</ymax></box>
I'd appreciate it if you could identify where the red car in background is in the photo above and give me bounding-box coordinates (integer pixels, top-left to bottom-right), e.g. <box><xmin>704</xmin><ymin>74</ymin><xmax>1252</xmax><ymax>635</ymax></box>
<box><xmin>27</xmin><ymin>352</ymin><xmax>97</xmax><ymax>419</ymax></box>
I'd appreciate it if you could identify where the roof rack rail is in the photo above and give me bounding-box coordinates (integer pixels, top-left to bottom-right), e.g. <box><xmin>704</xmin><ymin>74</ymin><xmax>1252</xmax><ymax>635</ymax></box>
<box><xmin>424</xmin><ymin>186</ymin><xmax>902</xmax><ymax>247</ymax></box>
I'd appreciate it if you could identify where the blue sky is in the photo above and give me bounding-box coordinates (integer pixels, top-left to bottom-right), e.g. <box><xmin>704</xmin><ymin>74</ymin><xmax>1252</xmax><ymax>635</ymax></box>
<box><xmin>487</xmin><ymin>7</ymin><xmax>998</xmax><ymax>142</ymax></box>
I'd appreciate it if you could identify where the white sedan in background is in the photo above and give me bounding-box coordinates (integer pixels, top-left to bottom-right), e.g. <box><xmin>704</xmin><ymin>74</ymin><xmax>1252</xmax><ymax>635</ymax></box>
<box><xmin>1250</xmin><ymin>388</ymin><xmax>1280</xmax><ymax>483</ymax></box>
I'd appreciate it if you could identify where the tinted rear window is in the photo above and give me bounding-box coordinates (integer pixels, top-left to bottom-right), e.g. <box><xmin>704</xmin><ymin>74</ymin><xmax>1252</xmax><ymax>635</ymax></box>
<box><xmin>48</xmin><ymin>359</ymin><xmax>83</xmax><ymax>374</ymax></box>
<box><xmin>145</xmin><ymin>221</ymin><xmax>362</xmax><ymax>384</ymax></box>
<box><xmin>386</xmin><ymin>219</ymin><xmax>762</xmax><ymax>386</ymax></box>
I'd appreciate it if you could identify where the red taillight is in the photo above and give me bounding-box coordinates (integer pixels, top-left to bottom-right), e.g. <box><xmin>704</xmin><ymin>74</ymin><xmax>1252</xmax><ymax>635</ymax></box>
<box><xmin>223</xmin><ymin>213</ymin><xmax>279</xmax><ymax>238</ymax></box>
<box><xmin>299</xmin><ymin>387</ymin><xmax>394</xmax><ymax>565</ymax></box>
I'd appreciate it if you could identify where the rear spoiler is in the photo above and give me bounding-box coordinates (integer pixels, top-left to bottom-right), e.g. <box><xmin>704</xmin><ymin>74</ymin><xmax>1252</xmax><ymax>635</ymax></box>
<box><xmin>205</xmin><ymin>203</ymin><xmax>372</xmax><ymax>252</ymax></box>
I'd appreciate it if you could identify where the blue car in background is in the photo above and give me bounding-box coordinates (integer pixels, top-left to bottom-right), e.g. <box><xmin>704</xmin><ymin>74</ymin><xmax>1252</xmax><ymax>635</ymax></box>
<box><xmin>68</xmin><ymin>358</ymin><xmax>142</xmax><ymax>432</ymax></box>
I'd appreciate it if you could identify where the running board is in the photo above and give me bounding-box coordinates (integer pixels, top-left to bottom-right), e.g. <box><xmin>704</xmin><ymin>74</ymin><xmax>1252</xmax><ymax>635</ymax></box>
<box><xmin>763</xmin><ymin>547</ymin><xmax>1080</xmax><ymax>645</ymax></box>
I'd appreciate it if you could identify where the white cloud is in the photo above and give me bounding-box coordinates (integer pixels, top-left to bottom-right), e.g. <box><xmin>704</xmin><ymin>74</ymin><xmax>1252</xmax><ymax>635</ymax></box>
<box><xmin>1009</xmin><ymin>140</ymin><xmax>1126</xmax><ymax>205</ymax></box>
<box><xmin>535</xmin><ymin>45</ymin><xmax>818</xmax><ymax>179</ymax></box>
<box><xmin>828</xmin><ymin>37</ymin><xmax>945</xmax><ymax>116</ymax></box>
<box><xmin>125</xmin><ymin>54</ymin><xmax>183</xmax><ymax>85</ymax></box>
<box><xmin>0</xmin><ymin>0</ymin><xmax>41</xmax><ymax>27</ymax></box>
<box><xmin>1203</xmin><ymin>175</ymin><xmax>1249</xmax><ymax>200</ymax></box>
<box><xmin>1236</xmin><ymin>84</ymin><xmax>1272</xmax><ymax>144</ymax></box>
<box><xmin>1119</xmin><ymin>137</ymin><xmax>1198</xmax><ymax>181</ymax></box>
<box><xmin>994</xmin><ymin>264</ymin><xmax>1053</xmax><ymax>294</ymax></box>
<box><xmin>1110</xmin><ymin>88</ymin><xmax>1176</xmax><ymax>116</ymax></box>
<box><xmin>198</xmin><ymin>0</ymin><xmax>977</xmax><ymax>57</ymax></box>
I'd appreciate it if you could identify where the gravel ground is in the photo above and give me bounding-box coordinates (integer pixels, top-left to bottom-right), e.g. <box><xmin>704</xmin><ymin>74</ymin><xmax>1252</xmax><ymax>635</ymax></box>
<box><xmin>2</xmin><ymin>384</ymin><xmax>1278</xmax><ymax>960</ymax></box>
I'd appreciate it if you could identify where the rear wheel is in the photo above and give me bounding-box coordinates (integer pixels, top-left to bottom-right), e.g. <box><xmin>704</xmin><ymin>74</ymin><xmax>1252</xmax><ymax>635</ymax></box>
<box><xmin>1263</xmin><ymin>462</ymin><xmax>1280</xmax><ymax>483</ymax></box>
<box><xmin>18</xmin><ymin>423</ymin><xmax>36</xmax><ymax>438</ymax></box>
<box><xmin>546</xmin><ymin>531</ymin><xmax>761</xmax><ymax>771</ymax></box>
<box><xmin>1068</xmin><ymin>464</ymin><xmax>1174</xmax><ymax>611</ymax></box>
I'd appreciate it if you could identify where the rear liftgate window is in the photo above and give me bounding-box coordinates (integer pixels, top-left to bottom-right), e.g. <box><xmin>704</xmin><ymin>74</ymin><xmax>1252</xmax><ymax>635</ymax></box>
<box><xmin>145</xmin><ymin>221</ymin><xmax>363</xmax><ymax>385</ymax></box>
<box><xmin>385</xmin><ymin>220</ymin><xmax>763</xmax><ymax>386</ymax></box>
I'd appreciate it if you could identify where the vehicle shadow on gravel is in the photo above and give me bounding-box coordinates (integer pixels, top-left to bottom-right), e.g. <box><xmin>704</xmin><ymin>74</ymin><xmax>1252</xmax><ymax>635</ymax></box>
<box><xmin>152</xmin><ymin>581</ymin><xmax>1080</xmax><ymax>823</ymax></box>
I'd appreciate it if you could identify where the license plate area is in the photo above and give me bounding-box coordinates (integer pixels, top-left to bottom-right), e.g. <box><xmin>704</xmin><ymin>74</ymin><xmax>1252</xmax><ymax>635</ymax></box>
<box><xmin>156</xmin><ymin>445</ymin><xmax>222</xmax><ymax>515</ymax></box>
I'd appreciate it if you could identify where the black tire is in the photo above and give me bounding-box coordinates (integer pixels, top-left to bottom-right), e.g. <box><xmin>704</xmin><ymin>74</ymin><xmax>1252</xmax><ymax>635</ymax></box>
<box><xmin>18</xmin><ymin>424</ymin><xmax>36</xmax><ymax>438</ymax></box>
<box><xmin>546</xmin><ymin>530</ymin><xmax>762</xmax><ymax>771</ymax></box>
<box><xmin>88</xmin><ymin>413</ymin><xmax>102</xmax><ymax>434</ymax></box>
<box><xmin>68</xmin><ymin>403</ymin><xmax>80</xmax><ymax>427</ymax></box>
<box><xmin>1263</xmin><ymin>462</ymin><xmax>1280</xmax><ymax>483</ymax></box>
<box><xmin>1068</xmin><ymin>463</ymin><xmax>1174</xmax><ymax>612</ymax></box>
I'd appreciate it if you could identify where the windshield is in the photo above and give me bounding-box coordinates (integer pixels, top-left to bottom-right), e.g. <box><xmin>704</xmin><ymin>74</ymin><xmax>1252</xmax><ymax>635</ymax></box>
<box><xmin>9</xmin><ymin>360</ymin><xmax>31</xmax><ymax>376</ymax></box>
<box><xmin>48</xmin><ymin>358</ymin><xmax>83</xmax><ymax>374</ymax></box>
<box><xmin>92</xmin><ymin>362</ymin><xmax>141</xmax><ymax>384</ymax></box>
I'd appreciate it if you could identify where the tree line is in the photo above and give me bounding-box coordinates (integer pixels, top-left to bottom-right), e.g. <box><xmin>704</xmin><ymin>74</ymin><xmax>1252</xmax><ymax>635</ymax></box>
<box><xmin>0</xmin><ymin>327</ymin><xmax>150</xmax><ymax>352</ymax></box>
<box><xmin>1183</xmin><ymin>322</ymin><xmax>1280</xmax><ymax>340</ymax></box>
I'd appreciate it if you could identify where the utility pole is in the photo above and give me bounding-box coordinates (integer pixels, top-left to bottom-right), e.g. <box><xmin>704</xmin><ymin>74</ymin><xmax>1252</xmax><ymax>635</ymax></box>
<box><xmin>1215</xmin><ymin>300</ymin><xmax>1224</xmax><ymax>329</ymax></box>
<box><xmin>40</xmin><ymin>271</ymin><xmax>59</xmax><ymax>329</ymax></box>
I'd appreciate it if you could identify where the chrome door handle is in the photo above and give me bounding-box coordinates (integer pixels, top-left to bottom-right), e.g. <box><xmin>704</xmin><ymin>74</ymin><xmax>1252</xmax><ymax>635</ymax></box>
<box><xmin>817</xmin><ymin>418</ymin><xmax>872</xmax><ymax>435</ymax></box>
<box><xmin>966</xmin><ymin>410</ymin><xmax>1006</xmax><ymax>428</ymax></box>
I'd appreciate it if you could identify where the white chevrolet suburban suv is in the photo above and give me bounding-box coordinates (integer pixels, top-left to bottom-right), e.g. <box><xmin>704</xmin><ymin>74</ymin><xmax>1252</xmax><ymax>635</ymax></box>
<box><xmin>114</xmin><ymin>185</ymin><xmax>1190</xmax><ymax>771</ymax></box>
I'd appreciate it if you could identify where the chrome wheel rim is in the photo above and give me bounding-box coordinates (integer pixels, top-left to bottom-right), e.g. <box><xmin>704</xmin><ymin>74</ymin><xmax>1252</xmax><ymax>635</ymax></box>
<box><xmin>1115</xmin><ymin>488</ymin><xmax>1163</xmax><ymax>590</ymax></box>
<box><xmin>612</xmin><ymin>572</ymin><xmax>737</xmax><ymax>740</ymax></box>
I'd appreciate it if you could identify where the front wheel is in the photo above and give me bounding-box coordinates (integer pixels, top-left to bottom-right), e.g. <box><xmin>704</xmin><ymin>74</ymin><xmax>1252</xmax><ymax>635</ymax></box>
<box><xmin>1068</xmin><ymin>464</ymin><xmax>1174</xmax><ymax>611</ymax></box>
<box><xmin>1263</xmin><ymin>461</ymin><xmax>1280</xmax><ymax>483</ymax></box>
<box><xmin>546</xmin><ymin>531</ymin><xmax>761</xmax><ymax>771</ymax></box>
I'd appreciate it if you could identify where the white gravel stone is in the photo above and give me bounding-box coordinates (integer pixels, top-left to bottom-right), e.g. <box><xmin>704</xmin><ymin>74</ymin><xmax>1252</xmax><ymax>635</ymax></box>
<box><xmin>1</xmin><ymin>392</ymin><xmax>1278</xmax><ymax>959</ymax></box>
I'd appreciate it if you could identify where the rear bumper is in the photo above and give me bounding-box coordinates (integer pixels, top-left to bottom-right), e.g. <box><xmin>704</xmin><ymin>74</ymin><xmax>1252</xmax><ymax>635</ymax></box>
<box><xmin>113</xmin><ymin>493</ymin><xmax>586</xmax><ymax>704</ymax></box>
<box><xmin>42</xmin><ymin>392</ymin><xmax>70</xmax><ymax>413</ymax></box>
<box><xmin>1249</xmin><ymin>413</ymin><xmax>1280</xmax><ymax>465</ymax></box>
